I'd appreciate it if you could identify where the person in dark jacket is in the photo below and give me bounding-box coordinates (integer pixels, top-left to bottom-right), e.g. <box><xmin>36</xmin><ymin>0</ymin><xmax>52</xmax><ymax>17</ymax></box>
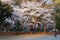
<box><xmin>54</xmin><ymin>29</ymin><xmax>58</xmax><ymax>38</ymax></box>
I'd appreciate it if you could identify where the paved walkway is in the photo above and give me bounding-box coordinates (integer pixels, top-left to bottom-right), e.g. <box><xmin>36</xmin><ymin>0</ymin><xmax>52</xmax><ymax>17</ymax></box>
<box><xmin>0</xmin><ymin>35</ymin><xmax>60</xmax><ymax>40</ymax></box>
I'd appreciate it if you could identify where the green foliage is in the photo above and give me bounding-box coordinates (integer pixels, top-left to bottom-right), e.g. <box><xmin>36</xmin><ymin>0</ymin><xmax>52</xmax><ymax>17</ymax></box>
<box><xmin>14</xmin><ymin>0</ymin><xmax>21</xmax><ymax>6</ymax></box>
<box><xmin>15</xmin><ymin>20</ymin><xmax>21</xmax><ymax>27</ymax></box>
<box><xmin>55</xmin><ymin>10</ymin><xmax>60</xmax><ymax>29</ymax></box>
<box><xmin>54</xmin><ymin>1</ymin><xmax>60</xmax><ymax>29</ymax></box>
<box><xmin>0</xmin><ymin>1</ymin><xmax>13</xmax><ymax>24</ymax></box>
<box><xmin>14</xmin><ymin>20</ymin><xmax>23</xmax><ymax>31</ymax></box>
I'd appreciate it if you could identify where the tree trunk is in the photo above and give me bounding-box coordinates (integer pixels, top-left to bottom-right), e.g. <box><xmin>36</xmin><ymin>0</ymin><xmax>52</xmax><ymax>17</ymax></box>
<box><xmin>44</xmin><ymin>24</ymin><xmax>46</xmax><ymax>33</ymax></box>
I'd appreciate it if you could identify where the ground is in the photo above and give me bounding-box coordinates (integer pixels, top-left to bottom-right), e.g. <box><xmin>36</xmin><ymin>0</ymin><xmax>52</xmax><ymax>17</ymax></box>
<box><xmin>0</xmin><ymin>35</ymin><xmax>60</xmax><ymax>40</ymax></box>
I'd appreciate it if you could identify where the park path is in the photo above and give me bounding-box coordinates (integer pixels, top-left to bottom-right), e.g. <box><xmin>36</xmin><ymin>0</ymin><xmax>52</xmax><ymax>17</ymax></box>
<box><xmin>0</xmin><ymin>35</ymin><xmax>45</xmax><ymax>40</ymax></box>
<box><xmin>0</xmin><ymin>35</ymin><xmax>60</xmax><ymax>40</ymax></box>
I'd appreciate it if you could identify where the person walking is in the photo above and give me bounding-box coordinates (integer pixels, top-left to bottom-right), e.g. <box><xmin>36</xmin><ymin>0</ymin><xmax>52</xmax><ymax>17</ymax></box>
<box><xmin>54</xmin><ymin>30</ymin><xmax>57</xmax><ymax>37</ymax></box>
<box><xmin>53</xmin><ymin>29</ymin><xmax>58</xmax><ymax>38</ymax></box>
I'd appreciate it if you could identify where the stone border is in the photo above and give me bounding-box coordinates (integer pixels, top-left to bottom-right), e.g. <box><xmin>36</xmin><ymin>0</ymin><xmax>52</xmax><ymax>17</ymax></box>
<box><xmin>0</xmin><ymin>32</ymin><xmax>55</xmax><ymax>35</ymax></box>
